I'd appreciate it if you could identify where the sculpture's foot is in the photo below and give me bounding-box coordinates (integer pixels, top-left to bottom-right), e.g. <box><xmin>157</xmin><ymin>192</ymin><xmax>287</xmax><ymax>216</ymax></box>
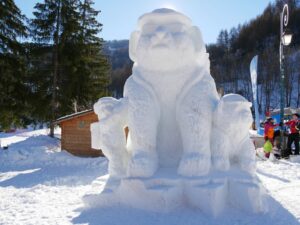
<box><xmin>212</xmin><ymin>155</ymin><xmax>230</xmax><ymax>171</ymax></box>
<box><xmin>109</xmin><ymin>163</ymin><xmax>126</xmax><ymax>179</ymax></box>
<box><xmin>127</xmin><ymin>152</ymin><xmax>158</xmax><ymax>178</ymax></box>
<box><xmin>178</xmin><ymin>152</ymin><xmax>210</xmax><ymax>177</ymax></box>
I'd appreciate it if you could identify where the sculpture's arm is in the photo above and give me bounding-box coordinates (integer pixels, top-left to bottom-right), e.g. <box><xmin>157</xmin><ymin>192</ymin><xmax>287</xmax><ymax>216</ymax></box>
<box><xmin>124</xmin><ymin>76</ymin><xmax>160</xmax><ymax>154</ymax></box>
<box><xmin>124</xmin><ymin>76</ymin><xmax>160</xmax><ymax>177</ymax></box>
<box><xmin>177</xmin><ymin>79</ymin><xmax>218</xmax><ymax>154</ymax></box>
<box><xmin>176</xmin><ymin>79</ymin><xmax>219</xmax><ymax>176</ymax></box>
<box><xmin>210</xmin><ymin>100</ymin><xmax>231</xmax><ymax>171</ymax></box>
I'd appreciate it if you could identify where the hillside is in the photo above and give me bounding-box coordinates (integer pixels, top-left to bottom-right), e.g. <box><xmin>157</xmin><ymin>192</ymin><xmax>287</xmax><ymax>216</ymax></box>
<box><xmin>103</xmin><ymin>40</ymin><xmax>132</xmax><ymax>98</ymax></box>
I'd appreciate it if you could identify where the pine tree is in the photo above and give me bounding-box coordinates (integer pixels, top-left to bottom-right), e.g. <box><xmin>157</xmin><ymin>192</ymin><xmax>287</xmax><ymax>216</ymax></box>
<box><xmin>30</xmin><ymin>0</ymin><xmax>109</xmax><ymax>136</ymax></box>
<box><xmin>31</xmin><ymin>0</ymin><xmax>82</xmax><ymax>136</ymax></box>
<box><xmin>0</xmin><ymin>0</ymin><xmax>28</xmax><ymax>130</ymax></box>
<box><xmin>70</xmin><ymin>0</ymin><xmax>110</xmax><ymax>109</ymax></box>
<box><xmin>25</xmin><ymin>43</ymin><xmax>53</xmax><ymax>125</ymax></box>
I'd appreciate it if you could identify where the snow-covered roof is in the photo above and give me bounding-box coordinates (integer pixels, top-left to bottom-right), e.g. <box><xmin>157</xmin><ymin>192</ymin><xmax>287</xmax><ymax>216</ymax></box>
<box><xmin>55</xmin><ymin>109</ymin><xmax>94</xmax><ymax>124</ymax></box>
<box><xmin>270</xmin><ymin>107</ymin><xmax>300</xmax><ymax>116</ymax></box>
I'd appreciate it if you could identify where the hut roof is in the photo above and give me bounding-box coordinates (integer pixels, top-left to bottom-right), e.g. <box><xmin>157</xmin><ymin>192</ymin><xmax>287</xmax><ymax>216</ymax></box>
<box><xmin>55</xmin><ymin>109</ymin><xmax>94</xmax><ymax>124</ymax></box>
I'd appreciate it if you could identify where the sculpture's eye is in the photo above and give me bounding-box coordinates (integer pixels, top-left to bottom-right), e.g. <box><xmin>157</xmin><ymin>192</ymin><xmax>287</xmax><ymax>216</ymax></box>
<box><xmin>142</xmin><ymin>23</ymin><xmax>158</xmax><ymax>34</ymax></box>
<box><xmin>166</xmin><ymin>23</ymin><xmax>185</xmax><ymax>33</ymax></box>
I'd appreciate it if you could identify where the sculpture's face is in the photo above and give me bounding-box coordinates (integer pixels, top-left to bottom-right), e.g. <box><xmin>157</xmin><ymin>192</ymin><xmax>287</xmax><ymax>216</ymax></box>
<box><xmin>223</xmin><ymin>103</ymin><xmax>253</xmax><ymax>132</ymax></box>
<box><xmin>238</xmin><ymin>105</ymin><xmax>253</xmax><ymax>129</ymax></box>
<box><xmin>94</xmin><ymin>97</ymin><xmax>119</xmax><ymax>118</ymax></box>
<box><xmin>135</xmin><ymin>21</ymin><xmax>197</xmax><ymax>71</ymax></box>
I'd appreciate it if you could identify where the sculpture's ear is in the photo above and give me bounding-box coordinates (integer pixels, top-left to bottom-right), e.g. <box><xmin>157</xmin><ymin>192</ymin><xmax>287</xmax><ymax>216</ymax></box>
<box><xmin>188</xmin><ymin>26</ymin><xmax>204</xmax><ymax>53</ymax></box>
<box><xmin>129</xmin><ymin>31</ymin><xmax>140</xmax><ymax>62</ymax></box>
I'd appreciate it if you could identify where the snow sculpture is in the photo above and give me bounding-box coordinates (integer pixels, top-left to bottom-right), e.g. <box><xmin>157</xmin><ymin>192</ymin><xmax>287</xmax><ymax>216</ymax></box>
<box><xmin>89</xmin><ymin>8</ymin><xmax>265</xmax><ymax>216</ymax></box>
<box><xmin>91</xmin><ymin>97</ymin><xmax>128</xmax><ymax>178</ymax></box>
<box><xmin>211</xmin><ymin>94</ymin><xmax>256</xmax><ymax>174</ymax></box>
<box><xmin>125</xmin><ymin>8</ymin><xmax>219</xmax><ymax>177</ymax></box>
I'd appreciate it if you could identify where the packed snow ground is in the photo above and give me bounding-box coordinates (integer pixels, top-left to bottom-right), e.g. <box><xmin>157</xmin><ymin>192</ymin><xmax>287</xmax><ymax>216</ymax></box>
<box><xmin>0</xmin><ymin>129</ymin><xmax>300</xmax><ymax>225</ymax></box>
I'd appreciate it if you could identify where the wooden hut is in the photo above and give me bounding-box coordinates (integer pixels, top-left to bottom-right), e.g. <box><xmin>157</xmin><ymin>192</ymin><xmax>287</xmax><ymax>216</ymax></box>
<box><xmin>55</xmin><ymin>110</ymin><xmax>103</xmax><ymax>157</ymax></box>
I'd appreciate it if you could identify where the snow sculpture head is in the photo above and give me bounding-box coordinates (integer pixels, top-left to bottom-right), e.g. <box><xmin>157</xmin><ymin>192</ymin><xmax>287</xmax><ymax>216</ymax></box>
<box><xmin>129</xmin><ymin>8</ymin><xmax>210</xmax><ymax>72</ymax></box>
<box><xmin>217</xmin><ymin>94</ymin><xmax>253</xmax><ymax>135</ymax></box>
<box><xmin>94</xmin><ymin>97</ymin><xmax>120</xmax><ymax>118</ymax></box>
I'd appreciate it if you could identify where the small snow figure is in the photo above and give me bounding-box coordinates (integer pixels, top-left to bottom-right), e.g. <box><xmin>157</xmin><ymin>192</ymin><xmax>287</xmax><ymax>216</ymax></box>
<box><xmin>91</xmin><ymin>97</ymin><xmax>129</xmax><ymax>178</ymax></box>
<box><xmin>211</xmin><ymin>94</ymin><xmax>256</xmax><ymax>175</ymax></box>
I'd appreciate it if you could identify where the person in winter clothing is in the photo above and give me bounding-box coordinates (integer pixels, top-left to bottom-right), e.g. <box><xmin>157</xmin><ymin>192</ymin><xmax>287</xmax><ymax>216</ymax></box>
<box><xmin>264</xmin><ymin>118</ymin><xmax>278</xmax><ymax>144</ymax></box>
<box><xmin>285</xmin><ymin>113</ymin><xmax>300</xmax><ymax>155</ymax></box>
<box><xmin>263</xmin><ymin>118</ymin><xmax>279</xmax><ymax>158</ymax></box>
<box><xmin>263</xmin><ymin>140</ymin><xmax>273</xmax><ymax>158</ymax></box>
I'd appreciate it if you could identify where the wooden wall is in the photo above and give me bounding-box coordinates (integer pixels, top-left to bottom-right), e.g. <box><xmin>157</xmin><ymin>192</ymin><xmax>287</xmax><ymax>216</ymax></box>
<box><xmin>60</xmin><ymin>112</ymin><xmax>103</xmax><ymax>157</ymax></box>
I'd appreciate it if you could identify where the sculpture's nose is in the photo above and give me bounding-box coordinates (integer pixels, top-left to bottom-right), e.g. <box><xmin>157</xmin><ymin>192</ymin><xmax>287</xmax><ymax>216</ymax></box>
<box><xmin>155</xmin><ymin>26</ymin><xmax>168</xmax><ymax>40</ymax></box>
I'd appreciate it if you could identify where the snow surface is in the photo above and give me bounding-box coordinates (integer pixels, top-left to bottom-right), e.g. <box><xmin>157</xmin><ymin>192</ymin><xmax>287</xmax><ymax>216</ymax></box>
<box><xmin>1</xmin><ymin>128</ymin><xmax>300</xmax><ymax>224</ymax></box>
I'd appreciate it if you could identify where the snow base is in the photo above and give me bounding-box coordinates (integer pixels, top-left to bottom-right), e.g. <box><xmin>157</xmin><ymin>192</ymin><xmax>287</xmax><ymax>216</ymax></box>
<box><xmin>84</xmin><ymin>168</ymin><xmax>265</xmax><ymax>216</ymax></box>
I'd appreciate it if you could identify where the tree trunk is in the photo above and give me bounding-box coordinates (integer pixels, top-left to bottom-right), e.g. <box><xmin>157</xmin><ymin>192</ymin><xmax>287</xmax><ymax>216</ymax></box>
<box><xmin>50</xmin><ymin>0</ymin><xmax>61</xmax><ymax>138</ymax></box>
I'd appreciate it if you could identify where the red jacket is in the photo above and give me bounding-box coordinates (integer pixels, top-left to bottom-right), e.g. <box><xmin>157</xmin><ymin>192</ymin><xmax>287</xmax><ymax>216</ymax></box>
<box><xmin>285</xmin><ymin>120</ymin><xmax>299</xmax><ymax>134</ymax></box>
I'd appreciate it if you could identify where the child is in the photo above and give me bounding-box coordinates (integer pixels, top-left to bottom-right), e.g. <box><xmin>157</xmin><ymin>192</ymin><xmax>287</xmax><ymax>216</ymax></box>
<box><xmin>263</xmin><ymin>118</ymin><xmax>279</xmax><ymax>158</ymax></box>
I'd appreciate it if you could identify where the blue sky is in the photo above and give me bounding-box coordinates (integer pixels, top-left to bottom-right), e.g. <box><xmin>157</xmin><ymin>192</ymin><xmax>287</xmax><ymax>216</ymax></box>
<box><xmin>15</xmin><ymin>0</ymin><xmax>273</xmax><ymax>44</ymax></box>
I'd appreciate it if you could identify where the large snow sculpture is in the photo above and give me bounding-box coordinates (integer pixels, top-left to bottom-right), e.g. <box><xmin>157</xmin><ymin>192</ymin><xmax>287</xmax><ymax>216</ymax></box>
<box><xmin>89</xmin><ymin>8</ymin><xmax>265</xmax><ymax>215</ymax></box>
<box><xmin>125</xmin><ymin>8</ymin><xmax>219</xmax><ymax>177</ymax></box>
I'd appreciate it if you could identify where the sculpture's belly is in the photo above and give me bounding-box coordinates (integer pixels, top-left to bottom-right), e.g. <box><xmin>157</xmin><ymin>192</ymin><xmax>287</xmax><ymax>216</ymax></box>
<box><xmin>154</xmin><ymin>80</ymin><xmax>184</xmax><ymax>168</ymax></box>
<box><xmin>157</xmin><ymin>101</ymin><xmax>183</xmax><ymax>168</ymax></box>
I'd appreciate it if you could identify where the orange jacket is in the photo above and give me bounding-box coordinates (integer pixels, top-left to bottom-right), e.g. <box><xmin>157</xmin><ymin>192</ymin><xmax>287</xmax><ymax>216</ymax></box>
<box><xmin>264</xmin><ymin>122</ymin><xmax>277</xmax><ymax>140</ymax></box>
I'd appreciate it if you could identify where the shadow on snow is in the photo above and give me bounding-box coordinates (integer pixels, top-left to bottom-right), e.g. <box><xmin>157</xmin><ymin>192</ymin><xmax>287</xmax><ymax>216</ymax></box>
<box><xmin>72</xmin><ymin>193</ymin><xmax>299</xmax><ymax>225</ymax></box>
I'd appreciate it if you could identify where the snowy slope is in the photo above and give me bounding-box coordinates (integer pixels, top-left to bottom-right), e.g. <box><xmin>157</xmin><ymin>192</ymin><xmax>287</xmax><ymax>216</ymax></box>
<box><xmin>0</xmin><ymin>129</ymin><xmax>300</xmax><ymax>225</ymax></box>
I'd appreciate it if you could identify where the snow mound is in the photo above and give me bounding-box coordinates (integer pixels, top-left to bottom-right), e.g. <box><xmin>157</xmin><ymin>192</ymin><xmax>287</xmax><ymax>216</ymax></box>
<box><xmin>0</xmin><ymin>128</ymin><xmax>105</xmax><ymax>171</ymax></box>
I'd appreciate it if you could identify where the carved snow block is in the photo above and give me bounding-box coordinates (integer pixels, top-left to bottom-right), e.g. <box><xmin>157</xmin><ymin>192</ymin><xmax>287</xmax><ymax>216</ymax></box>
<box><xmin>118</xmin><ymin>178</ymin><xmax>183</xmax><ymax>212</ymax></box>
<box><xmin>229</xmin><ymin>179</ymin><xmax>263</xmax><ymax>213</ymax></box>
<box><xmin>185</xmin><ymin>178</ymin><xmax>227</xmax><ymax>216</ymax></box>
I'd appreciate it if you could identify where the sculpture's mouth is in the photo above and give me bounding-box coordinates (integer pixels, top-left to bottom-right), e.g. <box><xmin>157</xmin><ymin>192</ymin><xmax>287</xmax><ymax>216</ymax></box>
<box><xmin>152</xmin><ymin>43</ymin><xmax>170</xmax><ymax>49</ymax></box>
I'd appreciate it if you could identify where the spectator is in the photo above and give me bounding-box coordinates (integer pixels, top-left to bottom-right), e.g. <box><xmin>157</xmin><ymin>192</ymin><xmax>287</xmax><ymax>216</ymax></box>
<box><xmin>263</xmin><ymin>117</ymin><xmax>279</xmax><ymax>158</ymax></box>
<box><xmin>264</xmin><ymin>118</ymin><xmax>279</xmax><ymax>144</ymax></box>
<box><xmin>285</xmin><ymin>113</ymin><xmax>300</xmax><ymax>156</ymax></box>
